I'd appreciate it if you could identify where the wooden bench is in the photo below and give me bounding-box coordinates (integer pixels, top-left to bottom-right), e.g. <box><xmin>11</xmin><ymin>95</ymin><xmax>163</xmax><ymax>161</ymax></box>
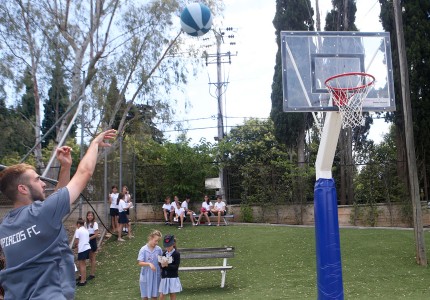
<box><xmin>194</xmin><ymin>213</ymin><xmax>234</xmax><ymax>225</ymax></box>
<box><xmin>178</xmin><ymin>246</ymin><xmax>235</xmax><ymax>288</ymax></box>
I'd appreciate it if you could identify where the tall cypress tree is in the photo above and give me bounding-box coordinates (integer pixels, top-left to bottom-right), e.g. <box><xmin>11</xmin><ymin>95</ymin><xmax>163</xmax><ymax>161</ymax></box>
<box><xmin>379</xmin><ymin>0</ymin><xmax>430</xmax><ymax>201</ymax></box>
<box><xmin>41</xmin><ymin>57</ymin><xmax>74</xmax><ymax>147</ymax></box>
<box><xmin>323</xmin><ymin>0</ymin><xmax>362</xmax><ymax>205</ymax></box>
<box><xmin>17</xmin><ymin>67</ymin><xmax>36</xmax><ymax>120</ymax></box>
<box><xmin>104</xmin><ymin>76</ymin><xmax>123</xmax><ymax>130</ymax></box>
<box><xmin>271</xmin><ymin>0</ymin><xmax>314</xmax><ymax>208</ymax></box>
<box><xmin>271</xmin><ymin>0</ymin><xmax>314</xmax><ymax>150</ymax></box>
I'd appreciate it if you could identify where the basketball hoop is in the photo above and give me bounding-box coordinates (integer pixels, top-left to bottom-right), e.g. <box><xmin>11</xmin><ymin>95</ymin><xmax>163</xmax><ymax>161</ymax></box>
<box><xmin>325</xmin><ymin>72</ymin><xmax>375</xmax><ymax>128</ymax></box>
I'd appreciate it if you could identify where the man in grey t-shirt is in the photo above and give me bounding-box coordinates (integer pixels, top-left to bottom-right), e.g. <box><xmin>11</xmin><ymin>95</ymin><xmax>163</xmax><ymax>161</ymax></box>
<box><xmin>0</xmin><ymin>129</ymin><xmax>116</xmax><ymax>299</ymax></box>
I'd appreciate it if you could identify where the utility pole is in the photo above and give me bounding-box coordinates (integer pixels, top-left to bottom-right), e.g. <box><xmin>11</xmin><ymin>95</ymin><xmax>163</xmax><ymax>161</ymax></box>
<box><xmin>393</xmin><ymin>0</ymin><xmax>427</xmax><ymax>266</ymax></box>
<box><xmin>204</xmin><ymin>27</ymin><xmax>237</xmax><ymax>200</ymax></box>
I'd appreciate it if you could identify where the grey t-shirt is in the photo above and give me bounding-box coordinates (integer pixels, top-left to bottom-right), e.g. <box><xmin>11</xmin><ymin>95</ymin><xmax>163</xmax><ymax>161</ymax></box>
<box><xmin>0</xmin><ymin>187</ymin><xmax>75</xmax><ymax>299</ymax></box>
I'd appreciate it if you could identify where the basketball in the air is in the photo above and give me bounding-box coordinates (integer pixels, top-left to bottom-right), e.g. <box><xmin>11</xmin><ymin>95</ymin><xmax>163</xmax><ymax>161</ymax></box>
<box><xmin>180</xmin><ymin>3</ymin><xmax>213</xmax><ymax>37</ymax></box>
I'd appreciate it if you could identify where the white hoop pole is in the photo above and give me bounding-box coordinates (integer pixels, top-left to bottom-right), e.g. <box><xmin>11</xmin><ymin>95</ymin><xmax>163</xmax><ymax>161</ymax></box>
<box><xmin>314</xmin><ymin>111</ymin><xmax>344</xmax><ymax>299</ymax></box>
<box><xmin>315</xmin><ymin>111</ymin><xmax>342</xmax><ymax>179</ymax></box>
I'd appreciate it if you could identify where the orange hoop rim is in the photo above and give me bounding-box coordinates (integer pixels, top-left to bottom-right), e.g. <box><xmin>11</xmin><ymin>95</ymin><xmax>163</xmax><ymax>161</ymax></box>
<box><xmin>324</xmin><ymin>72</ymin><xmax>375</xmax><ymax>92</ymax></box>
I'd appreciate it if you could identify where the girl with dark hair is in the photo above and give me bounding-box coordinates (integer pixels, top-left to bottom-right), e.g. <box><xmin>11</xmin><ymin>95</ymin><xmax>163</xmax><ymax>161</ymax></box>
<box><xmin>159</xmin><ymin>234</ymin><xmax>182</xmax><ymax>299</ymax></box>
<box><xmin>117</xmin><ymin>193</ymin><xmax>133</xmax><ymax>241</ymax></box>
<box><xmin>85</xmin><ymin>211</ymin><xmax>99</xmax><ymax>280</ymax></box>
<box><xmin>196</xmin><ymin>195</ymin><xmax>213</xmax><ymax>226</ymax></box>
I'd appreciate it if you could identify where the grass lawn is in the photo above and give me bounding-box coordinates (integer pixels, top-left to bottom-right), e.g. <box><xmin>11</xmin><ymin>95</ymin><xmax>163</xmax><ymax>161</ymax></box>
<box><xmin>76</xmin><ymin>224</ymin><xmax>430</xmax><ymax>300</ymax></box>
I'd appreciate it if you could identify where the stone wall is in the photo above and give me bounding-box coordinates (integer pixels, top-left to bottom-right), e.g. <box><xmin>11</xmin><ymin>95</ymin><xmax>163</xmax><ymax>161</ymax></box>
<box><xmin>225</xmin><ymin>202</ymin><xmax>430</xmax><ymax>227</ymax></box>
<box><xmin>2</xmin><ymin>202</ymin><xmax>430</xmax><ymax>228</ymax></box>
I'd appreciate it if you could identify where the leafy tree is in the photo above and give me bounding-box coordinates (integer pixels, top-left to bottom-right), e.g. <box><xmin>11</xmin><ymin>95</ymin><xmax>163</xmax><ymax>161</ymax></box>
<box><xmin>219</xmin><ymin>118</ymin><xmax>314</xmax><ymax>223</ymax></box>
<box><xmin>0</xmin><ymin>102</ymin><xmax>34</xmax><ymax>162</ymax></box>
<box><xmin>0</xmin><ymin>1</ymin><xmax>223</xmax><ymax>171</ymax></box>
<box><xmin>354</xmin><ymin>125</ymin><xmax>408</xmax><ymax>225</ymax></box>
<box><xmin>123</xmin><ymin>136</ymin><xmax>218</xmax><ymax>204</ymax></box>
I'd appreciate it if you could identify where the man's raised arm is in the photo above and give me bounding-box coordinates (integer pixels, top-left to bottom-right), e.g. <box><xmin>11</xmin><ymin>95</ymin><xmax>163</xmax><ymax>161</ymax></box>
<box><xmin>66</xmin><ymin>129</ymin><xmax>116</xmax><ymax>204</ymax></box>
<box><xmin>55</xmin><ymin>146</ymin><xmax>73</xmax><ymax>191</ymax></box>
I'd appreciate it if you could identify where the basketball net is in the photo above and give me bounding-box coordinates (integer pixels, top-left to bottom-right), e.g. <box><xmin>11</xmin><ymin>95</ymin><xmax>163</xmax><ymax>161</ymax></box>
<box><xmin>325</xmin><ymin>72</ymin><xmax>375</xmax><ymax>129</ymax></box>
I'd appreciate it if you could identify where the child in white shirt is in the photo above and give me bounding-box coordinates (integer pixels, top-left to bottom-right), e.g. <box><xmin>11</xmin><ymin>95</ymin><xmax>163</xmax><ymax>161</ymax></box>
<box><xmin>211</xmin><ymin>195</ymin><xmax>226</xmax><ymax>226</ymax></box>
<box><xmin>162</xmin><ymin>196</ymin><xmax>174</xmax><ymax>225</ymax></box>
<box><xmin>174</xmin><ymin>201</ymin><xmax>185</xmax><ymax>229</ymax></box>
<box><xmin>74</xmin><ymin>218</ymin><xmax>91</xmax><ymax>286</ymax></box>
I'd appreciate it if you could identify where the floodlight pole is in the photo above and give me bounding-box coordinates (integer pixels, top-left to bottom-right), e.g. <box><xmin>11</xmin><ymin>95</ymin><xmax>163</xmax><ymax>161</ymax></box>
<box><xmin>215</xmin><ymin>32</ymin><xmax>225</xmax><ymax>198</ymax></box>
<box><xmin>205</xmin><ymin>28</ymin><xmax>237</xmax><ymax>199</ymax></box>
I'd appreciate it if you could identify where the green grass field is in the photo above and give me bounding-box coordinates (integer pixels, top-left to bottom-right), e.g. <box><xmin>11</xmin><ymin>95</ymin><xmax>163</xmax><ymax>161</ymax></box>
<box><xmin>76</xmin><ymin>224</ymin><xmax>430</xmax><ymax>300</ymax></box>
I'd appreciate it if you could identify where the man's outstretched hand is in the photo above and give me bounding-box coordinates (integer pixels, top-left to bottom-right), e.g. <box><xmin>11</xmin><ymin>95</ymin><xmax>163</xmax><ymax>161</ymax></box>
<box><xmin>56</xmin><ymin>146</ymin><xmax>73</xmax><ymax>168</ymax></box>
<box><xmin>93</xmin><ymin>129</ymin><xmax>117</xmax><ymax>148</ymax></box>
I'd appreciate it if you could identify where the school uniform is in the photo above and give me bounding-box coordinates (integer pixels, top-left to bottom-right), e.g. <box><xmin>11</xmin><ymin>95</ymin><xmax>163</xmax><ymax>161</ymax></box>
<box><xmin>85</xmin><ymin>221</ymin><xmax>99</xmax><ymax>252</ymax></box>
<box><xmin>75</xmin><ymin>226</ymin><xmax>91</xmax><ymax>261</ymax></box>
<box><xmin>214</xmin><ymin>201</ymin><xmax>226</xmax><ymax>215</ymax></box>
<box><xmin>118</xmin><ymin>199</ymin><xmax>129</xmax><ymax>224</ymax></box>
<box><xmin>137</xmin><ymin>244</ymin><xmax>162</xmax><ymax>298</ymax></box>
<box><xmin>159</xmin><ymin>248</ymin><xmax>182</xmax><ymax>294</ymax></box>
<box><xmin>109</xmin><ymin>193</ymin><xmax>119</xmax><ymax>216</ymax></box>
<box><xmin>201</xmin><ymin>201</ymin><xmax>213</xmax><ymax>216</ymax></box>
<box><xmin>162</xmin><ymin>203</ymin><xmax>173</xmax><ymax>213</ymax></box>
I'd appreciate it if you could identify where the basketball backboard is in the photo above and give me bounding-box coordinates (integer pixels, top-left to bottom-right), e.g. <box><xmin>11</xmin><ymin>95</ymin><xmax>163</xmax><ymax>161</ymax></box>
<box><xmin>281</xmin><ymin>31</ymin><xmax>395</xmax><ymax>112</ymax></box>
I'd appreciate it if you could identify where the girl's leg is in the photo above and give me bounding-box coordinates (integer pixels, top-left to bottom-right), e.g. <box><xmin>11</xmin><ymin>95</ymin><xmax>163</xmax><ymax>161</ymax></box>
<box><xmin>163</xmin><ymin>210</ymin><xmax>168</xmax><ymax>223</ymax></box>
<box><xmin>79</xmin><ymin>260</ymin><xmax>86</xmax><ymax>283</ymax></box>
<box><xmin>89</xmin><ymin>251</ymin><xmax>96</xmax><ymax>276</ymax></box>
<box><xmin>190</xmin><ymin>211</ymin><xmax>196</xmax><ymax>223</ymax></box>
<box><xmin>204</xmin><ymin>212</ymin><xmax>211</xmax><ymax>224</ymax></box>
<box><xmin>217</xmin><ymin>211</ymin><xmax>221</xmax><ymax>226</ymax></box>
<box><xmin>159</xmin><ymin>293</ymin><xmax>165</xmax><ymax>300</ymax></box>
<box><xmin>170</xmin><ymin>293</ymin><xmax>176</xmax><ymax>300</ymax></box>
<box><xmin>118</xmin><ymin>224</ymin><xmax>123</xmax><ymax>240</ymax></box>
<box><xmin>111</xmin><ymin>216</ymin><xmax>115</xmax><ymax>231</ymax></box>
<box><xmin>179</xmin><ymin>214</ymin><xmax>184</xmax><ymax>227</ymax></box>
<box><xmin>128</xmin><ymin>223</ymin><xmax>134</xmax><ymax>237</ymax></box>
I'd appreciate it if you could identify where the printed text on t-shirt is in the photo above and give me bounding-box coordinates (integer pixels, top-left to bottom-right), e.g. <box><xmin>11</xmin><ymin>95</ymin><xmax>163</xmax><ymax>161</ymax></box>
<box><xmin>0</xmin><ymin>225</ymin><xmax>40</xmax><ymax>248</ymax></box>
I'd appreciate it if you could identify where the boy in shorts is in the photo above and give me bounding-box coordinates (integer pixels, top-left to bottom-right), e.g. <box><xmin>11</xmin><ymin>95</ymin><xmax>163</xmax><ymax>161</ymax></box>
<box><xmin>74</xmin><ymin>218</ymin><xmax>91</xmax><ymax>286</ymax></box>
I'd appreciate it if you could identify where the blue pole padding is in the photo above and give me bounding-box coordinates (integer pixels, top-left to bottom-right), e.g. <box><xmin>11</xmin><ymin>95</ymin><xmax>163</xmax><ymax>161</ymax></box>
<box><xmin>314</xmin><ymin>178</ymin><xmax>344</xmax><ymax>300</ymax></box>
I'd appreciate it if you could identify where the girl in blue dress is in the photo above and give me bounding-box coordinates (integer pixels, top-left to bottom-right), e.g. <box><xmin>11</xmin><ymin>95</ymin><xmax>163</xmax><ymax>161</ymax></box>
<box><xmin>137</xmin><ymin>230</ymin><xmax>163</xmax><ymax>300</ymax></box>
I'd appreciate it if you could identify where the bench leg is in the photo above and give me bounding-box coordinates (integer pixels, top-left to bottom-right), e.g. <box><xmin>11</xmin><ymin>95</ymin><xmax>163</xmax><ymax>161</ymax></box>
<box><xmin>221</xmin><ymin>257</ymin><xmax>228</xmax><ymax>288</ymax></box>
<box><xmin>223</xmin><ymin>217</ymin><xmax>228</xmax><ymax>225</ymax></box>
<box><xmin>221</xmin><ymin>270</ymin><xmax>226</xmax><ymax>288</ymax></box>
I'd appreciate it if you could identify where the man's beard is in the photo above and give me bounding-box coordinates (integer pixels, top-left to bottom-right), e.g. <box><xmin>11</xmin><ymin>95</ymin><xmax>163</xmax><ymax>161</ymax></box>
<box><xmin>28</xmin><ymin>184</ymin><xmax>46</xmax><ymax>201</ymax></box>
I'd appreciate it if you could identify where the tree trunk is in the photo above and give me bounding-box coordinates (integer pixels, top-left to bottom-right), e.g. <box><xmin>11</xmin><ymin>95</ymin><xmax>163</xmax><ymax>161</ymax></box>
<box><xmin>346</xmin><ymin>127</ymin><xmax>354</xmax><ymax>204</ymax></box>
<box><xmin>339</xmin><ymin>129</ymin><xmax>347</xmax><ymax>205</ymax></box>
<box><xmin>393</xmin><ymin>0</ymin><xmax>427</xmax><ymax>266</ymax></box>
<box><xmin>297</xmin><ymin>119</ymin><xmax>306</xmax><ymax>224</ymax></box>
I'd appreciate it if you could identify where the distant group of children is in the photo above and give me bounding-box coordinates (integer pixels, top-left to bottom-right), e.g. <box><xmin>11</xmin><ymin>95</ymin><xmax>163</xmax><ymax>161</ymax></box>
<box><xmin>138</xmin><ymin>230</ymin><xmax>182</xmax><ymax>300</ymax></box>
<box><xmin>74</xmin><ymin>211</ymin><xmax>99</xmax><ymax>286</ymax></box>
<box><xmin>109</xmin><ymin>185</ymin><xmax>134</xmax><ymax>241</ymax></box>
<box><xmin>162</xmin><ymin>194</ymin><xmax>227</xmax><ymax>228</ymax></box>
